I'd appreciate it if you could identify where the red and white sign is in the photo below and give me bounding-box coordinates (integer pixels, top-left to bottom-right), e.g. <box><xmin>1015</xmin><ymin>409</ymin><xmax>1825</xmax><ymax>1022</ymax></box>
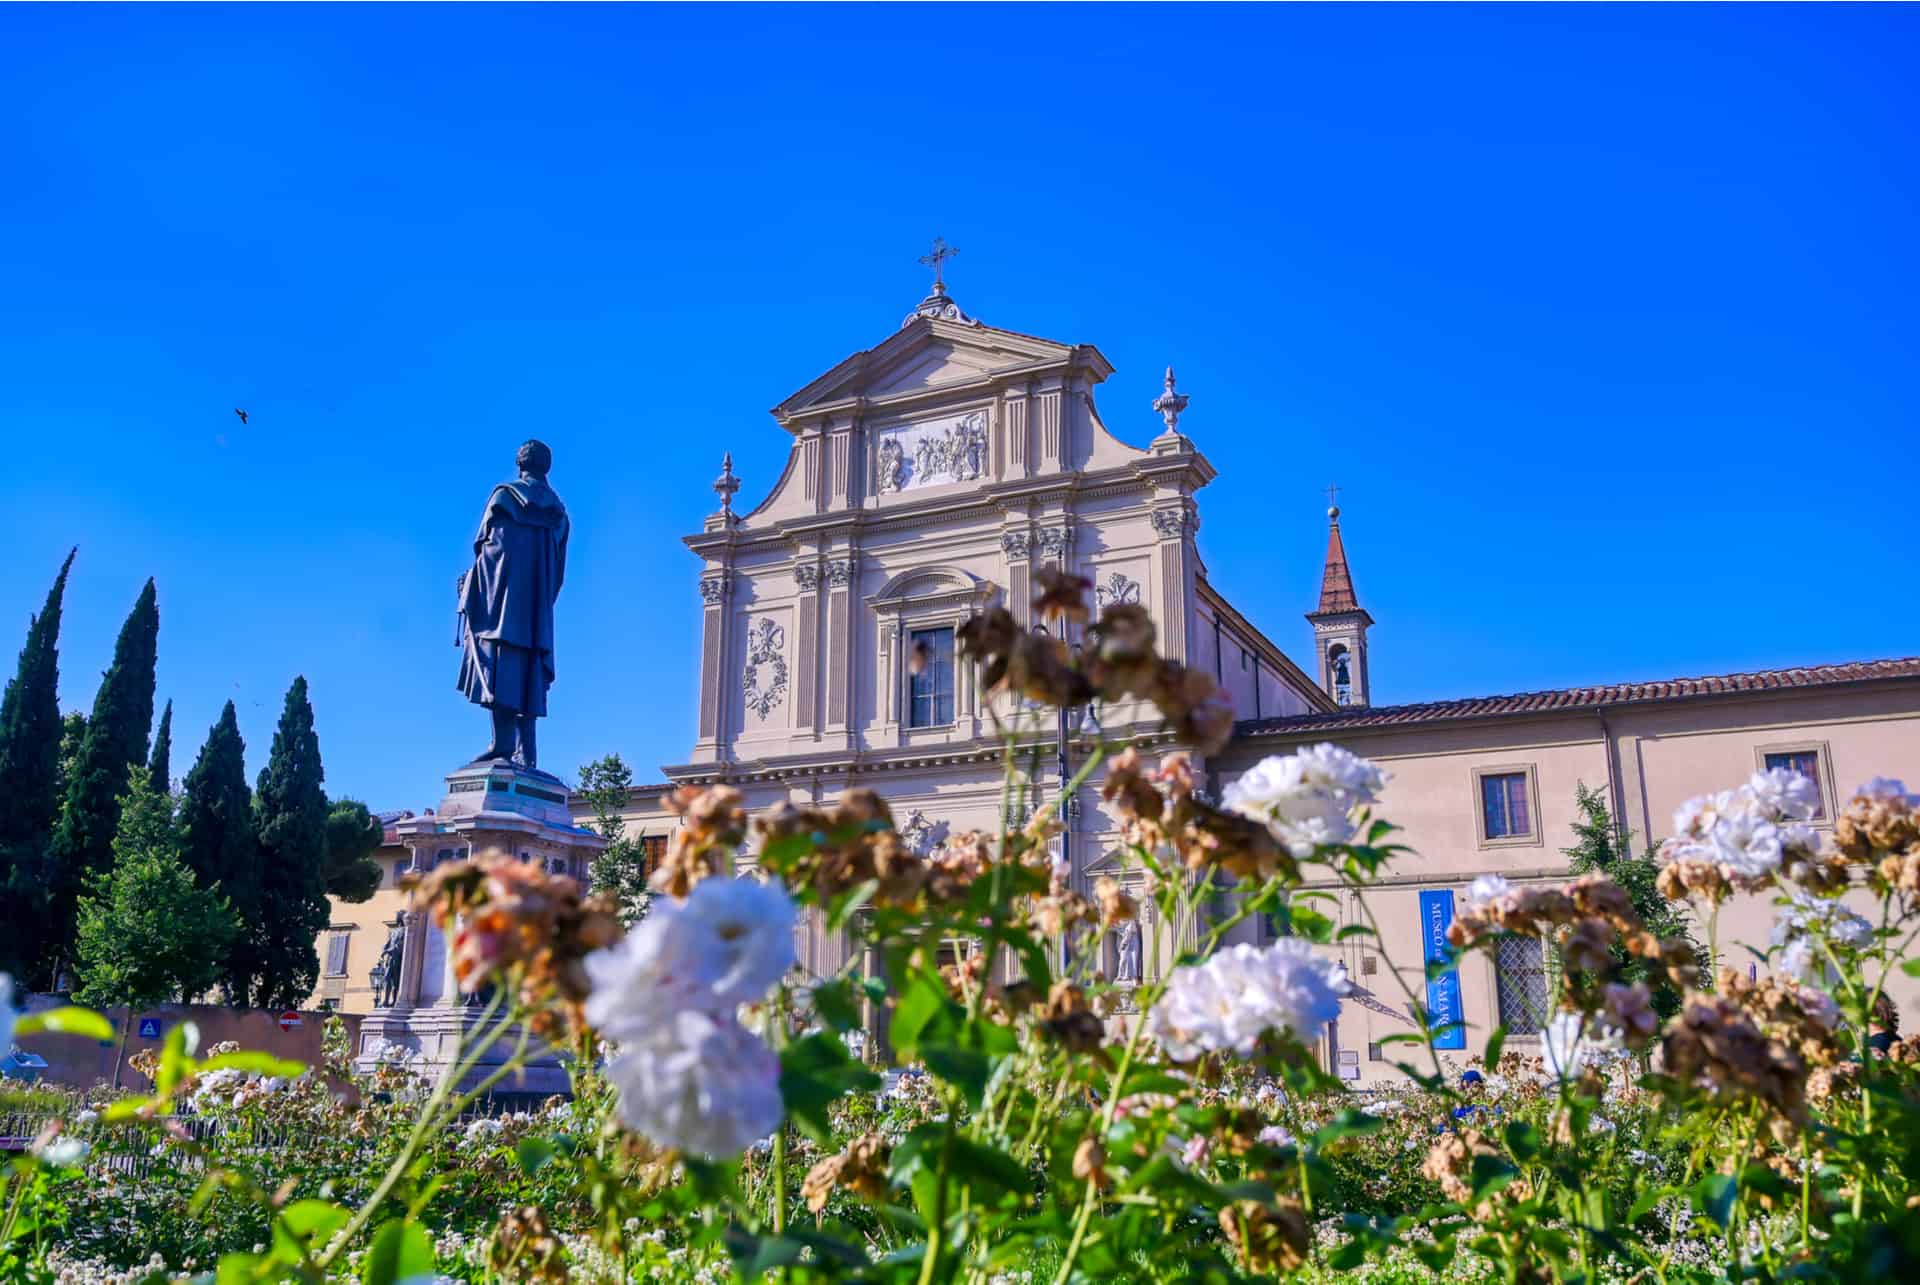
<box><xmin>277</xmin><ymin>1011</ymin><xmax>303</xmax><ymax>1032</ymax></box>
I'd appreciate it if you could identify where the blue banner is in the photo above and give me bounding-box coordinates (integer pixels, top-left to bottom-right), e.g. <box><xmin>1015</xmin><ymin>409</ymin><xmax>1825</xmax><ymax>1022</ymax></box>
<box><xmin>1419</xmin><ymin>890</ymin><xmax>1467</xmax><ymax>1049</ymax></box>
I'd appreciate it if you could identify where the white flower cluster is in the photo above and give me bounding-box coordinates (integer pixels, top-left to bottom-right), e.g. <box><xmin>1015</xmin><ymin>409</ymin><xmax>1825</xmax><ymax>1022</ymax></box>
<box><xmin>1466</xmin><ymin>874</ymin><xmax>1513</xmax><ymax>908</ymax></box>
<box><xmin>1664</xmin><ymin>768</ymin><xmax>1822</xmax><ymax>879</ymax></box>
<box><xmin>1143</xmin><ymin>938</ymin><xmax>1350</xmax><ymax>1061</ymax></box>
<box><xmin>1222</xmin><ymin>744</ymin><xmax>1388</xmax><ymax>858</ymax></box>
<box><xmin>583</xmin><ymin>875</ymin><xmax>796</xmax><ymax>1160</ymax></box>
<box><xmin>1770</xmin><ymin>887</ymin><xmax>1875</xmax><ymax>980</ymax></box>
<box><xmin>188</xmin><ymin>1067</ymin><xmax>294</xmax><ymax>1113</ymax></box>
<box><xmin>1542</xmin><ymin>1011</ymin><xmax>1629</xmax><ymax>1082</ymax></box>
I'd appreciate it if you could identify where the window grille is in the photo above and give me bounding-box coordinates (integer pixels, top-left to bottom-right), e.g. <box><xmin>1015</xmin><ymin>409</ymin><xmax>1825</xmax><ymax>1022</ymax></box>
<box><xmin>1494</xmin><ymin>935</ymin><xmax>1548</xmax><ymax>1034</ymax></box>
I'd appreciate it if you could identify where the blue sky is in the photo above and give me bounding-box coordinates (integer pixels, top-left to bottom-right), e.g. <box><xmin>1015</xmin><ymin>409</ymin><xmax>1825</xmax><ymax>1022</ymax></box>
<box><xmin>2</xmin><ymin>6</ymin><xmax>1914</xmax><ymax>807</ymax></box>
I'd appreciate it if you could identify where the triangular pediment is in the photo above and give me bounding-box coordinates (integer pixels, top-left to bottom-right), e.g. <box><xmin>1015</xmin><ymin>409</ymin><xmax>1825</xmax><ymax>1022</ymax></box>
<box><xmin>773</xmin><ymin>316</ymin><xmax>1080</xmax><ymax>427</ymax></box>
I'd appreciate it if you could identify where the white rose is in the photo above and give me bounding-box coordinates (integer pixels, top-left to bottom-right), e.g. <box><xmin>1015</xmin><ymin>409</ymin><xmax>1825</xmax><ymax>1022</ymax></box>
<box><xmin>604</xmin><ymin>1007</ymin><xmax>784</xmax><ymax>1160</ymax></box>
<box><xmin>1467</xmin><ymin>874</ymin><xmax>1514</xmax><ymax>908</ymax></box>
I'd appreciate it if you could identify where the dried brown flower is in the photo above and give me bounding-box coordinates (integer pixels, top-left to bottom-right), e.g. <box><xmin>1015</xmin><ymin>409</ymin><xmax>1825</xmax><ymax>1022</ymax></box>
<box><xmin>1148</xmin><ymin>661</ymin><xmax>1234</xmax><ymax>755</ymax></box>
<box><xmin>802</xmin><ymin>1133</ymin><xmax>891</xmax><ymax>1212</ymax></box>
<box><xmin>1032</xmin><ymin>567</ymin><xmax>1094</xmax><ymax>624</ymax></box>
<box><xmin>1100</xmin><ymin>747</ymin><xmax>1165</xmax><ymax>823</ymax></box>
<box><xmin>1072</xmin><ymin>1137</ymin><xmax>1111</xmax><ymax>1190</ymax></box>
<box><xmin>652</xmin><ymin>785</ymin><xmax>747</xmax><ymax>898</ymax></box>
<box><xmin>1086</xmin><ymin>604</ymin><xmax>1159</xmax><ymax>701</ymax></box>
<box><xmin>1093</xmin><ymin>875</ymin><xmax>1137</xmax><ymax>925</ymax></box>
<box><xmin>488</xmin><ymin>1205</ymin><xmax>566</xmax><ymax>1282</ymax></box>
<box><xmin>1218</xmin><ymin>1199</ymin><xmax>1309</xmax><ymax>1275</ymax></box>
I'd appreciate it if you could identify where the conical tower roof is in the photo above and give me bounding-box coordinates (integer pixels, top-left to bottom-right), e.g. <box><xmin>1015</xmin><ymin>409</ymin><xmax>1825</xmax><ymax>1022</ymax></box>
<box><xmin>1313</xmin><ymin>506</ymin><xmax>1361</xmax><ymax>615</ymax></box>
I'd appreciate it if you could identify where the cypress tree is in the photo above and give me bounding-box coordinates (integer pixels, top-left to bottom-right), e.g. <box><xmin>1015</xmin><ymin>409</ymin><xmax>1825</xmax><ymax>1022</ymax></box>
<box><xmin>252</xmin><ymin>676</ymin><xmax>332</xmax><ymax>1009</ymax></box>
<box><xmin>45</xmin><ymin>578</ymin><xmax>158</xmax><ymax>989</ymax></box>
<box><xmin>147</xmin><ymin>699</ymin><xmax>173</xmax><ymax>792</ymax></box>
<box><xmin>0</xmin><ymin>548</ymin><xmax>78</xmax><ymax>980</ymax></box>
<box><xmin>178</xmin><ymin>701</ymin><xmax>262</xmax><ymax>1002</ymax></box>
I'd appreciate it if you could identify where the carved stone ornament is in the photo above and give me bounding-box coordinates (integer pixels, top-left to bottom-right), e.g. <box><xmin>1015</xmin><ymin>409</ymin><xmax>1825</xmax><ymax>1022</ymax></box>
<box><xmin>875</xmin><ymin>438</ymin><xmax>905</xmax><ymax>495</ymax></box>
<box><xmin>1094</xmin><ymin>571</ymin><xmax>1141</xmax><ymax>609</ymax></box>
<box><xmin>1037</xmin><ymin>526</ymin><xmax>1071</xmax><ymax>559</ymax></box>
<box><xmin>1000</xmin><ymin>530</ymin><xmax>1030</xmax><ymax>560</ymax></box>
<box><xmin>899</xmin><ymin>810</ymin><xmax>935</xmax><ymax>857</ymax></box>
<box><xmin>741</xmin><ymin>618</ymin><xmax>789</xmax><ymax>720</ymax></box>
<box><xmin>826</xmin><ymin>559</ymin><xmax>854</xmax><ymax>588</ymax></box>
<box><xmin>698</xmin><ymin>576</ymin><xmax>728</xmax><ymax>604</ymax></box>
<box><xmin>794</xmin><ymin>562</ymin><xmax>821</xmax><ymax>591</ymax></box>
<box><xmin>1149</xmin><ymin>508</ymin><xmax>1191</xmax><ymax>539</ymax></box>
<box><xmin>876</xmin><ymin>410</ymin><xmax>989</xmax><ymax>494</ymax></box>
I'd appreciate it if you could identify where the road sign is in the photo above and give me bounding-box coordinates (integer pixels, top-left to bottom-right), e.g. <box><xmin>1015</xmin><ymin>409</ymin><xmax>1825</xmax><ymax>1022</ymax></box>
<box><xmin>137</xmin><ymin>1018</ymin><xmax>162</xmax><ymax>1039</ymax></box>
<box><xmin>277</xmin><ymin>1011</ymin><xmax>303</xmax><ymax>1032</ymax></box>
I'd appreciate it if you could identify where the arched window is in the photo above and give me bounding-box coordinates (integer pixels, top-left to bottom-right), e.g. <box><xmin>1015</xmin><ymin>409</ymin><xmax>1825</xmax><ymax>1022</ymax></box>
<box><xmin>1329</xmin><ymin>644</ymin><xmax>1353</xmax><ymax>706</ymax></box>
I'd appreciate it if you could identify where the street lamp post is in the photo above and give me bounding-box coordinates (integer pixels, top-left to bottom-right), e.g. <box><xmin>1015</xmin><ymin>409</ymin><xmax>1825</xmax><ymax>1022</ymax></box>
<box><xmin>1033</xmin><ymin>622</ymin><xmax>1098</xmax><ymax>973</ymax></box>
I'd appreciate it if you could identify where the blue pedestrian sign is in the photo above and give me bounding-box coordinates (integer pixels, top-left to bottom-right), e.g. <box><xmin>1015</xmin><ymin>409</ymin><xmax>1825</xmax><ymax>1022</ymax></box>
<box><xmin>137</xmin><ymin>1018</ymin><xmax>162</xmax><ymax>1039</ymax></box>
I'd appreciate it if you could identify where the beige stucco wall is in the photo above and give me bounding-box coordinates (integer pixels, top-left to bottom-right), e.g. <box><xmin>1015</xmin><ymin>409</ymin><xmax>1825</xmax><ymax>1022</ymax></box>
<box><xmin>1216</xmin><ymin>681</ymin><xmax>1920</xmax><ymax>1085</ymax></box>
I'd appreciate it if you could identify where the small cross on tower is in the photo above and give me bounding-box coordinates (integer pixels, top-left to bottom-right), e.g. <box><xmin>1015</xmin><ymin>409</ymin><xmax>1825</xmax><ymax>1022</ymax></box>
<box><xmin>1325</xmin><ymin>482</ymin><xmax>1341</xmax><ymax>518</ymax></box>
<box><xmin>918</xmin><ymin>237</ymin><xmax>958</xmax><ymax>293</ymax></box>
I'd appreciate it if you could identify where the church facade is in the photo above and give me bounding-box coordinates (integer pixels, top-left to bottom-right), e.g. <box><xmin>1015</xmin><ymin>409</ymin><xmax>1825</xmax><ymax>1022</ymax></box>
<box><xmin>311</xmin><ymin>281</ymin><xmax>1920</xmax><ymax>1083</ymax></box>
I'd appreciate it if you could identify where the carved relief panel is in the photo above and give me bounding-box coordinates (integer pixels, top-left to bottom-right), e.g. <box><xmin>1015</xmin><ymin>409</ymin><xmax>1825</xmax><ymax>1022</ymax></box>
<box><xmin>873</xmin><ymin>408</ymin><xmax>990</xmax><ymax>495</ymax></box>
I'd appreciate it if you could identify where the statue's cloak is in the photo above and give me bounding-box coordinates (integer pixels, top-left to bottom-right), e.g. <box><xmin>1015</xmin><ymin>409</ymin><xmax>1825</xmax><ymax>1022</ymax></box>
<box><xmin>457</xmin><ymin>478</ymin><xmax>569</xmax><ymax>716</ymax></box>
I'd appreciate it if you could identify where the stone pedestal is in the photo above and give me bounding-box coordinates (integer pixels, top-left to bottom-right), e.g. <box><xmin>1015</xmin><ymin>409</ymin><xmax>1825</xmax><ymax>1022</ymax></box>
<box><xmin>353</xmin><ymin>759</ymin><xmax>606</xmax><ymax>1099</ymax></box>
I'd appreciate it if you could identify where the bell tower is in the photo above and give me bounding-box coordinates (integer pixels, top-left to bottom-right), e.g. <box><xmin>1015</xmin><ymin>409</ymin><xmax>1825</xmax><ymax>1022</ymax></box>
<box><xmin>1305</xmin><ymin>494</ymin><xmax>1372</xmax><ymax>707</ymax></box>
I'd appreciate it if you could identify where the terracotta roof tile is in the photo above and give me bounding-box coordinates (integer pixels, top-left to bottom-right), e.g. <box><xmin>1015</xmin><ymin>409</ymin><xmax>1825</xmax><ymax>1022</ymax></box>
<box><xmin>1237</xmin><ymin>657</ymin><xmax>1920</xmax><ymax>736</ymax></box>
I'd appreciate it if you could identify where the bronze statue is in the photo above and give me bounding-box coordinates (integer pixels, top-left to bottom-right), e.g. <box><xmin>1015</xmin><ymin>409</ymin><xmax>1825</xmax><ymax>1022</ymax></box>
<box><xmin>457</xmin><ymin>440</ymin><xmax>570</xmax><ymax>768</ymax></box>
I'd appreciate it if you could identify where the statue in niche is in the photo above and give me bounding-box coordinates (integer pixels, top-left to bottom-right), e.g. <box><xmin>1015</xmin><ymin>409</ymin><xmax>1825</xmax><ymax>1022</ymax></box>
<box><xmin>877</xmin><ymin>438</ymin><xmax>905</xmax><ymax>493</ymax></box>
<box><xmin>1114</xmin><ymin>918</ymin><xmax>1142</xmax><ymax>985</ymax></box>
<box><xmin>371</xmin><ymin>915</ymin><xmax>407</xmax><ymax>1008</ymax></box>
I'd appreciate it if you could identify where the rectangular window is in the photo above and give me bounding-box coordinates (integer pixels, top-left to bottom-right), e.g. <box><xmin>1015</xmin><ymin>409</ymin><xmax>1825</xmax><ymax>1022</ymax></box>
<box><xmin>907</xmin><ymin>627</ymin><xmax>956</xmax><ymax>728</ymax></box>
<box><xmin>1481</xmin><ymin>772</ymin><xmax>1532</xmax><ymax>840</ymax></box>
<box><xmin>1763</xmin><ymin>749</ymin><xmax>1826</xmax><ymax>820</ymax></box>
<box><xmin>1494</xmin><ymin>935</ymin><xmax>1549</xmax><ymax>1034</ymax></box>
<box><xmin>324</xmin><ymin>930</ymin><xmax>351</xmax><ymax>977</ymax></box>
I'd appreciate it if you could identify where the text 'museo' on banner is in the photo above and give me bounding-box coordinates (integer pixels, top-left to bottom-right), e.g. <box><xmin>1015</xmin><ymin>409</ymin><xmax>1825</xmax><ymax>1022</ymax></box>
<box><xmin>1419</xmin><ymin>888</ymin><xmax>1467</xmax><ymax>1050</ymax></box>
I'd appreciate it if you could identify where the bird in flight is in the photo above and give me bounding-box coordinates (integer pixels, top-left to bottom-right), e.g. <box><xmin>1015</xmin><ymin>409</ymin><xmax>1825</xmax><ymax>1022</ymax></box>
<box><xmin>234</xmin><ymin>408</ymin><xmax>249</xmax><ymax>426</ymax></box>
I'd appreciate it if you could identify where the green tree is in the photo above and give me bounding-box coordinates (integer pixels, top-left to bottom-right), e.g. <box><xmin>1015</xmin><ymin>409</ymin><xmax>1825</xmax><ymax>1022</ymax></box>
<box><xmin>57</xmin><ymin>711</ymin><xmax>87</xmax><ymax>786</ymax></box>
<box><xmin>0</xmin><ymin>548</ymin><xmax>77</xmax><ymax>980</ymax></box>
<box><xmin>580</xmin><ymin>752</ymin><xmax>652</xmax><ymax>925</ymax></box>
<box><xmin>178</xmin><ymin>701</ymin><xmax>263</xmax><ymax>1002</ymax></box>
<box><xmin>45</xmin><ymin>578</ymin><xmax>158</xmax><ymax>989</ymax></box>
<box><xmin>147</xmin><ymin>698</ymin><xmax>173</xmax><ymax>791</ymax></box>
<box><xmin>252</xmin><ymin>677</ymin><xmax>332</xmax><ymax>1009</ymax></box>
<box><xmin>75</xmin><ymin>767</ymin><xmax>238</xmax><ymax>1082</ymax></box>
<box><xmin>1563</xmin><ymin>781</ymin><xmax>1700</xmax><ymax>1017</ymax></box>
<box><xmin>323</xmin><ymin>798</ymin><xmax>384</xmax><ymax>903</ymax></box>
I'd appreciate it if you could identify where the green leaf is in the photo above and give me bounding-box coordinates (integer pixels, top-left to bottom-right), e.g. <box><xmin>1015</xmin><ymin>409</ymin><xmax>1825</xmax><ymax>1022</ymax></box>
<box><xmin>922</xmin><ymin>1044</ymin><xmax>993</xmax><ymax>1107</ymax></box>
<box><xmin>515</xmin><ymin>1137</ymin><xmax>556</xmax><ymax>1175</ymax></box>
<box><xmin>780</xmin><ymin>1032</ymin><xmax>879</xmax><ymax>1143</ymax></box>
<box><xmin>199</xmin><ymin>1051</ymin><xmax>307</xmax><ymax>1079</ymax></box>
<box><xmin>361</xmin><ymin>1219</ymin><xmax>434</xmax><ymax>1284</ymax></box>
<box><xmin>888</xmin><ymin>974</ymin><xmax>948</xmax><ymax>1056</ymax></box>
<box><xmin>1900</xmin><ymin>958</ymin><xmax>1920</xmax><ymax>978</ymax></box>
<box><xmin>216</xmin><ymin>1252</ymin><xmax>268</xmax><ymax>1285</ymax></box>
<box><xmin>275</xmin><ymin>1199</ymin><xmax>349</xmax><ymax>1256</ymax></box>
<box><xmin>1469</xmin><ymin>1153</ymin><xmax>1518</xmax><ymax>1202</ymax></box>
<box><xmin>947</xmin><ymin>1138</ymin><xmax>1029</xmax><ymax>1198</ymax></box>
<box><xmin>1627</xmin><ymin>1186</ymin><xmax>1675</xmax><ymax>1224</ymax></box>
<box><xmin>809</xmin><ymin>978</ymin><xmax>864</xmax><ymax>1032</ymax></box>
<box><xmin>14</xmin><ymin>1007</ymin><xmax>112</xmax><ymax>1042</ymax></box>
<box><xmin>1337</xmin><ymin>923</ymin><xmax>1376</xmax><ymax>941</ymax></box>
<box><xmin>1284</xmin><ymin>903</ymin><xmax>1336</xmax><ymax>944</ymax></box>
<box><xmin>1691</xmin><ymin>1173</ymin><xmax>1737</xmax><ymax>1230</ymax></box>
<box><xmin>1483</xmin><ymin>1023</ymin><xmax>1507</xmax><ymax>1069</ymax></box>
<box><xmin>155</xmin><ymin>1020</ymin><xmax>201</xmax><ymax>1097</ymax></box>
<box><xmin>1311</xmin><ymin>1109</ymin><xmax>1385</xmax><ymax>1146</ymax></box>
<box><xmin>1503</xmin><ymin>1120</ymin><xmax>1541</xmax><ymax>1164</ymax></box>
